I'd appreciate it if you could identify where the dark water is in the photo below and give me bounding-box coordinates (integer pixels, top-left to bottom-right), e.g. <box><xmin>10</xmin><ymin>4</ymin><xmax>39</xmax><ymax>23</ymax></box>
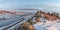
<box><xmin>0</xmin><ymin>14</ymin><xmax>24</xmax><ymax>28</ymax></box>
<box><xmin>0</xmin><ymin>12</ymin><xmax>34</xmax><ymax>28</ymax></box>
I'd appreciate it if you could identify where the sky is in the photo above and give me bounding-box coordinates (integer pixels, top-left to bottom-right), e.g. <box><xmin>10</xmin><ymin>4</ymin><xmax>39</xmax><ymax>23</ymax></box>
<box><xmin>0</xmin><ymin>0</ymin><xmax>60</xmax><ymax>10</ymax></box>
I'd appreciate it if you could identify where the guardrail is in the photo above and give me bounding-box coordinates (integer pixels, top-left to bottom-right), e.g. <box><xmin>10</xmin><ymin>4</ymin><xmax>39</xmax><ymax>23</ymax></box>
<box><xmin>0</xmin><ymin>14</ymin><xmax>35</xmax><ymax>30</ymax></box>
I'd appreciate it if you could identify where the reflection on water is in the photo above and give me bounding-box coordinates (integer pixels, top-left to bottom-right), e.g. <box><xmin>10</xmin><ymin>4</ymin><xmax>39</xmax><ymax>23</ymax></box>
<box><xmin>0</xmin><ymin>14</ymin><xmax>23</xmax><ymax>28</ymax></box>
<box><xmin>0</xmin><ymin>14</ymin><xmax>14</xmax><ymax>20</ymax></box>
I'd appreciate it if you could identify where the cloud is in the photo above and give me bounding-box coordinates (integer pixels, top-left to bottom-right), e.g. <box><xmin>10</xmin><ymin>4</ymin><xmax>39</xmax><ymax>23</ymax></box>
<box><xmin>0</xmin><ymin>0</ymin><xmax>60</xmax><ymax>10</ymax></box>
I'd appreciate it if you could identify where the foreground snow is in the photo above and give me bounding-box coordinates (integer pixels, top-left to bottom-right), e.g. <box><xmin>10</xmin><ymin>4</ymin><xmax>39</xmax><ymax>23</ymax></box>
<box><xmin>33</xmin><ymin>19</ymin><xmax>60</xmax><ymax>30</ymax></box>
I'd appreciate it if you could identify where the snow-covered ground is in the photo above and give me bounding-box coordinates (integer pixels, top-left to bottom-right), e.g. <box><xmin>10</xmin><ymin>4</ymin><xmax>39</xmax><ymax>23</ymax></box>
<box><xmin>33</xmin><ymin>18</ymin><xmax>60</xmax><ymax>30</ymax></box>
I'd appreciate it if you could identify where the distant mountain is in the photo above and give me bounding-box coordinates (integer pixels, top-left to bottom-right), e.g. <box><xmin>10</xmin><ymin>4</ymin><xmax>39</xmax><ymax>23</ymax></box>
<box><xmin>0</xmin><ymin>10</ymin><xmax>30</xmax><ymax>14</ymax></box>
<box><xmin>16</xmin><ymin>8</ymin><xmax>38</xmax><ymax>10</ymax></box>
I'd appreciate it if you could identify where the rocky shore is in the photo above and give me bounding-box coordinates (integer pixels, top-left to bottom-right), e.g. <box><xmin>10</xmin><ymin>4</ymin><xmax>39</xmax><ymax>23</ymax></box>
<box><xmin>19</xmin><ymin>11</ymin><xmax>60</xmax><ymax>30</ymax></box>
<box><xmin>0</xmin><ymin>10</ymin><xmax>29</xmax><ymax>14</ymax></box>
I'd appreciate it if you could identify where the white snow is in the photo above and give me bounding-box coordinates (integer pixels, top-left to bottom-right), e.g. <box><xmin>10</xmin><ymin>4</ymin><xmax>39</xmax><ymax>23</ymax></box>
<box><xmin>33</xmin><ymin>19</ymin><xmax>60</xmax><ymax>30</ymax></box>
